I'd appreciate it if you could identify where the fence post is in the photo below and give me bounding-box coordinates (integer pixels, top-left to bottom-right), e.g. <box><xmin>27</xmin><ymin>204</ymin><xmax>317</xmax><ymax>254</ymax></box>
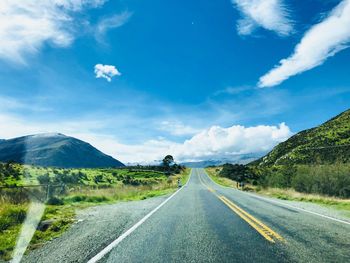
<box><xmin>46</xmin><ymin>184</ymin><xmax>49</xmax><ymax>201</ymax></box>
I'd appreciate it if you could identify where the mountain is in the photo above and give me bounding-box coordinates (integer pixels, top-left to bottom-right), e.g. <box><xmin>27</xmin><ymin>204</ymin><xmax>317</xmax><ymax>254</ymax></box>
<box><xmin>0</xmin><ymin>133</ymin><xmax>125</xmax><ymax>168</ymax></box>
<box><xmin>254</xmin><ymin>109</ymin><xmax>350</xmax><ymax>166</ymax></box>
<box><xmin>182</xmin><ymin>153</ymin><xmax>265</xmax><ymax>168</ymax></box>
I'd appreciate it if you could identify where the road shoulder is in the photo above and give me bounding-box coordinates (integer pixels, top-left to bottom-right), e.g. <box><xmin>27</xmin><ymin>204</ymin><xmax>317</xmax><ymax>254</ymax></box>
<box><xmin>21</xmin><ymin>195</ymin><xmax>170</xmax><ymax>263</ymax></box>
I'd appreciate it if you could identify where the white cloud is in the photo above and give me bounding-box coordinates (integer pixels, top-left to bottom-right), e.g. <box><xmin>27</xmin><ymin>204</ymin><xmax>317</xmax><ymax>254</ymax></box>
<box><xmin>0</xmin><ymin>0</ymin><xmax>106</xmax><ymax>64</ymax></box>
<box><xmin>0</xmin><ymin>111</ymin><xmax>292</xmax><ymax>164</ymax></box>
<box><xmin>159</xmin><ymin>121</ymin><xmax>201</xmax><ymax>136</ymax></box>
<box><xmin>95</xmin><ymin>11</ymin><xmax>132</xmax><ymax>42</ymax></box>
<box><xmin>259</xmin><ymin>0</ymin><xmax>350</xmax><ymax>88</ymax></box>
<box><xmin>85</xmin><ymin>123</ymin><xmax>292</xmax><ymax>163</ymax></box>
<box><xmin>171</xmin><ymin>123</ymin><xmax>292</xmax><ymax>162</ymax></box>
<box><xmin>232</xmin><ymin>0</ymin><xmax>293</xmax><ymax>36</ymax></box>
<box><xmin>94</xmin><ymin>64</ymin><xmax>121</xmax><ymax>82</ymax></box>
<box><xmin>55</xmin><ymin>123</ymin><xmax>293</xmax><ymax>164</ymax></box>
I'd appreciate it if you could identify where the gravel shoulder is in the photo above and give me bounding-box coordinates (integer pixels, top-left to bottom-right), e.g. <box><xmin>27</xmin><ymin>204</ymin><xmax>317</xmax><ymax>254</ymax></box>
<box><xmin>21</xmin><ymin>195</ymin><xmax>170</xmax><ymax>263</ymax></box>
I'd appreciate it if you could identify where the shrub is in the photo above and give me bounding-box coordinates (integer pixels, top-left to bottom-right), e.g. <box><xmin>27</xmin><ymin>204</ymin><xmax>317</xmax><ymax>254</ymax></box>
<box><xmin>256</xmin><ymin>164</ymin><xmax>350</xmax><ymax>197</ymax></box>
<box><xmin>339</xmin><ymin>186</ymin><xmax>350</xmax><ymax>198</ymax></box>
<box><xmin>64</xmin><ymin>195</ymin><xmax>109</xmax><ymax>203</ymax></box>
<box><xmin>46</xmin><ymin>197</ymin><xmax>64</xmax><ymax>205</ymax></box>
<box><xmin>37</xmin><ymin>174</ymin><xmax>51</xmax><ymax>184</ymax></box>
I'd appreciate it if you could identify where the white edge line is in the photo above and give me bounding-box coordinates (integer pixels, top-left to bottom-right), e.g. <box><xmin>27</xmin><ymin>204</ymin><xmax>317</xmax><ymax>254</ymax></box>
<box><xmin>201</xmin><ymin>168</ymin><xmax>350</xmax><ymax>226</ymax></box>
<box><xmin>87</xmin><ymin>169</ymin><xmax>193</xmax><ymax>263</ymax></box>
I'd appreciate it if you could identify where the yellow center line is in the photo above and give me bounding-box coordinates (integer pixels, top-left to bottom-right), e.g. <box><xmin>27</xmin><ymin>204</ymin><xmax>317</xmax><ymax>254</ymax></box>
<box><xmin>218</xmin><ymin>196</ymin><xmax>275</xmax><ymax>243</ymax></box>
<box><xmin>196</xmin><ymin>170</ymin><xmax>285</xmax><ymax>244</ymax></box>
<box><xmin>220</xmin><ymin>196</ymin><xmax>285</xmax><ymax>243</ymax></box>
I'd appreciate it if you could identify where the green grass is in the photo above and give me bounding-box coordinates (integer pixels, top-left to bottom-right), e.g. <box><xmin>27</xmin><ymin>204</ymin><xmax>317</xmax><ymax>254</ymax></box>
<box><xmin>29</xmin><ymin>205</ymin><xmax>75</xmax><ymax>250</ymax></box>
<box><xmin>205</xmin><ymin>167</ymin><xmax>238</xmax><ymax>188</ymax></box>
<box><xmin>1</xmin><ymin>165</ymin><xmax>169</xmax><ymax>187</ymax></box>
<box><xmin>0</xmin><ymin>168</ymin><xmax>190</xmax><ymax>261</ymax></box>
<box><xmin>0</xmin><ymin>203</ymin><xmax>28</xmax><ymax>260</ymax></box>
<box><xmin>254</xmin><ymin>187</ymin><xmax>350</xmax><ymax>216</ymax></box>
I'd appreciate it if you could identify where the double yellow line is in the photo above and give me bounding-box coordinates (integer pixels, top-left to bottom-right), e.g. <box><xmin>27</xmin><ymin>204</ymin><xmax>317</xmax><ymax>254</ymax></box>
<box><xmin>196</xmin><ymin>170</ymin><xmax>285</xmax><ymax>243</ymax></box>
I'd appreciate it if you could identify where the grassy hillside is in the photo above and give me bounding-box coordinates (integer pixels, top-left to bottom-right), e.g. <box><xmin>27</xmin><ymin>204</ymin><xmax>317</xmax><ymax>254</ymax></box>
<box><xmin>255</xmin><ymin>109</ymin><xmax>350</xmax><ymax>166</ymax></box>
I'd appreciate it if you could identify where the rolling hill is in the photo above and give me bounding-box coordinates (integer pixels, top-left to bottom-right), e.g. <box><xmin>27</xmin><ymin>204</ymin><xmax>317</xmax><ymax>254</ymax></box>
<box><xmin>254</xmin><ymin>109</ymin><xmax>350</xmax><ymax>166</ymax></box>
<box><xmin>0</xmin><ymin>133</ymin><xmax>125</xmax><ymax>168</ymax></box>
<box><xmin>181</xmin><ymin>153</ymin><xmax>265</xmax><ymax>168</ymax></box>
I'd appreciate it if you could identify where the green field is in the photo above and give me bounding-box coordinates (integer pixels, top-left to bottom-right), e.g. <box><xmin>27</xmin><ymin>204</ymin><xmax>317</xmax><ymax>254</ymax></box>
<box><xmin>1</xmin><ymin>164</ymin><xmax>168</xmax><ymax>187</ymax></box>
<box><xmin>0</xmin><ymin>164</ymin><xmax>190</xmax><ymax>261</ymax></box>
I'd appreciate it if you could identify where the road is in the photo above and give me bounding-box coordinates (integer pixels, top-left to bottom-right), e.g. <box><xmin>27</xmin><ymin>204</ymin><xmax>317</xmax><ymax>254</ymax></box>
<box><xmin>89</xmin><ymin>168</ymin><xmax>350</xmax><ymax>263</ymax></box>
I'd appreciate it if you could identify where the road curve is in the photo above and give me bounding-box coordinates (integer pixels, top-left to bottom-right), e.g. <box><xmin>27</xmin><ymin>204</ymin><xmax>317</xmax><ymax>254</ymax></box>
<box><xmin>94</xmin><ymin>168</ymin><xmax>350</xmax><ymax>262</ymax></box>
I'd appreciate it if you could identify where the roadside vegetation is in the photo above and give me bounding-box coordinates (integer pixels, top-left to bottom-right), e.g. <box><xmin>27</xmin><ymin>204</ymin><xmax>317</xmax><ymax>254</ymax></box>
<box><xmin>205</xmin><ymin>165</ymin><xmax>350</xmax><ymax>215</ymax></box>
<box><xmin>251</xmin><ymin>164</ymin><xmax>350</xmax><ymax>198</ymax></box>
<box><xmin>207</xmin><ymin>163</ymin><xmax>350</xmax><ymax>198</ymax></box>
<box><xmin>205</xmin><ymin>167</ymin><xmax>237</xmax><ymax>188</ymax></box>
<box><xmin>0</xmin><ymin>157</ymin><xmax>190</xmax><ymax>261</ymax></box>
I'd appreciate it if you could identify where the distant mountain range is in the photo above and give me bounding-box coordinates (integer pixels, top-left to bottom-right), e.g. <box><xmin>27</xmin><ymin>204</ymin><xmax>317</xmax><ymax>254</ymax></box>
<box><xmin>0</xmin><ymin>133</ymin><xmax>124</xmax><ymax>168</ymax></box>
<box><xmin>253</xmin><ymin>109</ymin><xmax>350</xmax><ymax>166</ymax></box>
<box><xmin>181</xmin><ymin>153</ymin><xmax>265</xmax><ymax>168</ymax></box>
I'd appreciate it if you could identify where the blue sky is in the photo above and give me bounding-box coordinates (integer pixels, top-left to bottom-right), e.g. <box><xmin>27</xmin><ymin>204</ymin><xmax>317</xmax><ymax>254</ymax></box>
<box><xmin>0</xmin><ymin>0</ymin><xmax>349</xmax><ymax>163</ymax></box>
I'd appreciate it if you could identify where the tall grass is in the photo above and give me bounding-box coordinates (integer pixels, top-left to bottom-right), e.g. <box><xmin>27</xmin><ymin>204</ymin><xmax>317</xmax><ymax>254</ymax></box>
<box><xmin>63</xmin><ymin>175</ymin><xmax>182</xmax><ymax>204</ymax></box>
<box><xmin>0</xmin><ymin>199</ymin><xmax>29</xmax><ymax>260</ymax></box>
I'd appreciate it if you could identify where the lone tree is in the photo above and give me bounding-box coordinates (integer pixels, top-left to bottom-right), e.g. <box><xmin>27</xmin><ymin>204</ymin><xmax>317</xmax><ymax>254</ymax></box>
<box><xmin>162</xmin><ymin>155</ymin><xmax>174</xmax><ymax>168</ymax></box>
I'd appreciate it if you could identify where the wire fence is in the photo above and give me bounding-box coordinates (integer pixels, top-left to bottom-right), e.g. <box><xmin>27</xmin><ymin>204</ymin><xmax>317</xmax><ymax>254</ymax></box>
<box><xmin>0</xmin><ymin>184</ymin><xmax>66</xmax><ymax>203</ymax></box>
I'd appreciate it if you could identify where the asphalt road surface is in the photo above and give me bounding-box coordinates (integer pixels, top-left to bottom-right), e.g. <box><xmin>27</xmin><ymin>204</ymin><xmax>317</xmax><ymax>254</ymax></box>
<box><xmin>90</xmin><ymin>168</ymin><xmax>350</xmax><ymax>263</ymax></box>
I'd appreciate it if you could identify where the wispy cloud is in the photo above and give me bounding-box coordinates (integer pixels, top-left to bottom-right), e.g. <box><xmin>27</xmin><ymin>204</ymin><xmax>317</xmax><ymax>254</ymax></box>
<box><xmin>213</xmin><ymin>86</ymin><xmax>254</xmax><ymax>96</ymax></box>
<box><xmin>259</xmin><ymin>0</ymin><xmax>350</xmax><ymax>88</ymax></box>
<box><xmin>159</xmin><ymin>121</ymin><xmax>201</xmax><ymax>136</ymax></box>
<box><xmin>0</xmin><ymin>96</ymin><xmax>51</xmax><ymax>112</ymax></box>
<box><xmin>0</xmin><ymin>0</ymin><xmax>106</xmax><ymax>65</ymax></box>
<box><xmin>95</xmin><ymin>11</ymin><xmax>132</xmax><ymax>43</ymax></box>
<box><xmin>232</xmin><ymin>0</ymin><xmax>293</xmax><ymax>36</ymax></box>
<box><xmin>94</xmin><ymin>64</ymin><xmax>121</xmax><ymax>81</ymax></box>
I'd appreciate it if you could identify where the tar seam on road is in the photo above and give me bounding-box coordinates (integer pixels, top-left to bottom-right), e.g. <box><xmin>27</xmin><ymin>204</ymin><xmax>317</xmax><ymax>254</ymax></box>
<box><xmin>196</xmin><ymin>169</ymin><xmax>285</xmax><ymax>243</ymax></box>
<box><xmin>202</xmin><ymin>169</ymin><xmax>350</xmax><ymax>226</ymax></box>
<box><xmin>87</xmin><ymin>170</ymin><xmax>193</xmax><ymax>263</ymax></box>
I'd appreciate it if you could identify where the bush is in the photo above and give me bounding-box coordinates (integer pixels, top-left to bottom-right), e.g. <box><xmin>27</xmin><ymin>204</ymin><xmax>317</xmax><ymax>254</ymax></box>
<box><xmin>339</xmin><ymin>186</ymin><xmax>350</xmax><ymax>198</ymax></box>
<box><xmin>64</xmin><ymin>195</ymin><xmax>109</xmax><ymax>203</ymax></box>
<box><xmin>220</xmin><ymin>163</ymin><xmax>256</xmax><ymax>182</ymax></box>
<box><xmin>37</xmin><ymin>174</ymin><xmax>51</xmax><ymax>184</ymax></box>
<box><xmin>255</xmin><ymin>164</ymin><xmax>350</xmax><ymax>197</ymax></box>
<box><xmin>46</xmin><ymin>197</ymin><xmax>64</xmax><ymax>205</ymax></box>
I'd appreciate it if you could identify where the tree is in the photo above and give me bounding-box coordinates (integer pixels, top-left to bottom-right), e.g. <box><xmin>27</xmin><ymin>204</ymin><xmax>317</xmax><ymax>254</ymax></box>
<box><xmin>37</xmin><ymin>174</ymin><xmax>51</xmax><ymax>185</ymax></box>
<box><xmin>219</xmin><ymin>163</ymin><xmax>256</xmax><ymax>185</ymax></box>
<box><xmin>162</xmin><ymin>155</ymin><xmax>174</xmax><ymax>168</ymax></box>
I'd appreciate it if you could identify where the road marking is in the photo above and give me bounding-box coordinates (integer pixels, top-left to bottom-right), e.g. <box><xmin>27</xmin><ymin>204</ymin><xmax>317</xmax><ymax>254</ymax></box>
<box><xmin>87</xmin><ymin>170</ymin><xmax>193</xmax><ymax>263</ymax></box>
<box><xmin>196</xmin><ymin>170</ymin><xmax>284</xmax><ymax>243</ymax></box>
<box><xmin>245</xmin><ymin>193</ymin><xmax>350</xmax><ymax>226</ymax></box>
<box><xmin>219</xmin><ymin>196</ymin><xmax>284</xmax><ymax>243</ymax></box>
<box><xmin>202</xmin><ymin>169</ymin><xmax>350</xmax><ymax>226</ymax></box>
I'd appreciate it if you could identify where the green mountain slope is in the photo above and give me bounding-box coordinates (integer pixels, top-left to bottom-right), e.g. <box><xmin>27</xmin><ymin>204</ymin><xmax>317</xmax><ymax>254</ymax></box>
<box><xmin>254</xmin><ymin>109</ymin><xmax>350</xmax><ymax>166</ymax></box>
<box><xmin>0</xmin><ymin>133</ymin><xmax>125</xmax><ymax>168</ymax></box>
